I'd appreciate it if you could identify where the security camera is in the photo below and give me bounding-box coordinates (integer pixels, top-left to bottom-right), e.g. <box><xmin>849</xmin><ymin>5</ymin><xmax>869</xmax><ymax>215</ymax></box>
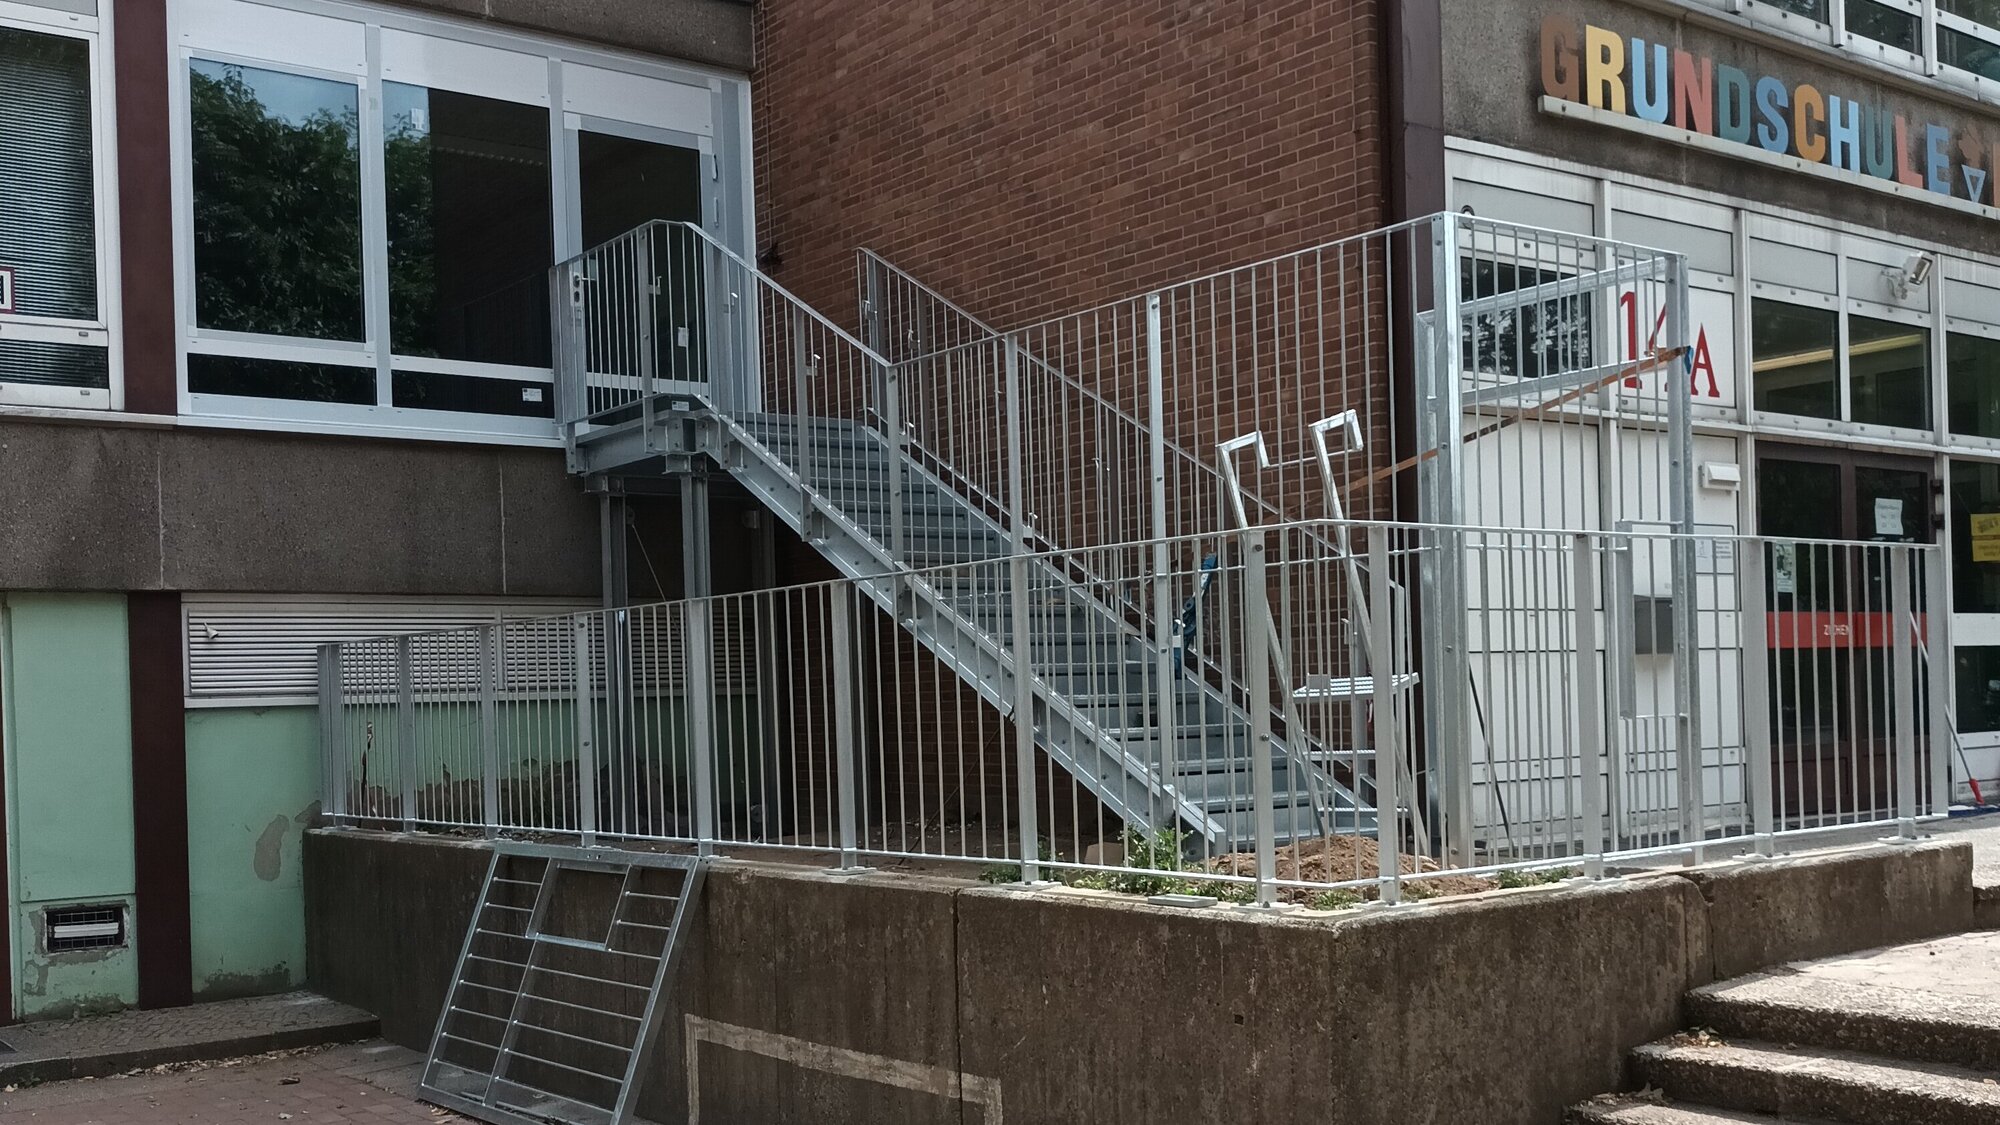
<box><xmin>1885</xmin><ymin>253</ymin><xmax>1932</xmax><ymax>300</ymax></box>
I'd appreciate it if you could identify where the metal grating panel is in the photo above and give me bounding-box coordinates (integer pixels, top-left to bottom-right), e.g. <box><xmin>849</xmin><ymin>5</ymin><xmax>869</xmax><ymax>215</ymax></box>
<box><xmin>421</xmin><ymin>845</ymin><xmax>705</xmax><ymax>1125</ymax></box>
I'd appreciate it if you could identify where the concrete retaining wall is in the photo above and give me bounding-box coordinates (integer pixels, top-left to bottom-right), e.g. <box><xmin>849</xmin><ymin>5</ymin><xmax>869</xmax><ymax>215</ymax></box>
<box><xmin>304</xmin><ymin>832</ymin><xmax>1973</xmax><ymax>1125</ymax></box>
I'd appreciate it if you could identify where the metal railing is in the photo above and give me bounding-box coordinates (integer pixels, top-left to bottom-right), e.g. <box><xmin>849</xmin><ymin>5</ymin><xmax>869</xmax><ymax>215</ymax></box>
<box><xmin>319</xmin><ymin>522</ymin><xmax>1949</xmax><ymax>905</ymax></box>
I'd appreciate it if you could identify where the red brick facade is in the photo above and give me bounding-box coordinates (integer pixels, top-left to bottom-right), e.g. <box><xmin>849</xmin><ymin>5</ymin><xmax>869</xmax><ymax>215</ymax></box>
<box><xmin>752</xmin><ymin>0</ymin><xmax>1389</xmax><ymax>333</ymax></box>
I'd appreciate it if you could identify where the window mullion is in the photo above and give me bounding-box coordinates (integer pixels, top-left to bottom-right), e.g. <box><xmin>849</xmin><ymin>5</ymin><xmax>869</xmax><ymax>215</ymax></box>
<box><xmin>1923</xmin><ymin>0</ymin><xmax>1941</xmax><ymax>72</ymax></box>
<box><xmin>359</xmin><ymin>24</ymin><xmax>391</xmax><ymax>408</ymax></box>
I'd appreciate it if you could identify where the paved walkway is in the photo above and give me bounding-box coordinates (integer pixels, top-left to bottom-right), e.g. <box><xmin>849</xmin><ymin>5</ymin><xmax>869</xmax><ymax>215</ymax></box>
<box><xmin>0</xmin><ymin>1041</ymin><xmax>452</xmax><ymax>1123</ymax></box>
<box><xmin>0</xmin><ymin>992</ymin><xmax>377</xmax><ymax>1087</ymax></box>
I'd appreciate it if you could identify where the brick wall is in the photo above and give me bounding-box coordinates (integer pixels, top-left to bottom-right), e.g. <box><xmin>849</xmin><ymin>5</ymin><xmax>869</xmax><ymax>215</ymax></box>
<box><xmin>753</xmin><ymin>0</ymin><xmax>1388</xmax><ymax>335</ymax></box>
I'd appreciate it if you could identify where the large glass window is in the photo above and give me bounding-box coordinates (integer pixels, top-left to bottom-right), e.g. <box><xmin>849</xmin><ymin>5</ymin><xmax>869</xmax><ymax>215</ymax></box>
<box><xmin>0</xmin><ymin>22</ymin><xmax>109</xmax><ymax>396</ymax></box>
<box><xmin>1752</xmin><ymin>300</ymin><xmax>1839</xmax><ymax>419</ymax></box>
<box><xmin>1948</xmin><ymin>332</ymin><xmax>2000</xmax><ymax>439</ymax></box>
<box><xmin>1848</xmin><ymin>315</ymin><xmax>1929</xmax><ymax>429</ymax></box>
<box><xmin>1951</xmin><ymin>459</ymin><xmax>2000</xmax><ymax>613</ymax></box>
<box><xmin>190</xmin><ymin>60</ymin><xmax>362</xmax><ymax>341</ymax></box>
<box><xmin>1765</xmin><ymin>0</ymin><xmax>1831</xmax><ymax>19</ymax></box>
<box><xmin>383</xmin><ymin>84</ymin><xmax>553</xmax><ymax>368</ymax></box>
<box><xmin>1956</xmin><ymin>646</ymin><xmax>2000</xmax><ymax>733</ymax></box>
<box><xmin>1847</xmin><ymin>0</ymin><xmax>1921</xmax><ymax>51</ymax></box>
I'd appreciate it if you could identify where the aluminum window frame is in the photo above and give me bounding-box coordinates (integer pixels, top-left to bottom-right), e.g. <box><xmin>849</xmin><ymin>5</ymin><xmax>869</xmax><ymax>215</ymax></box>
<box><xmin>1678</xmin><ymin>0</ymin><xmax>2000</xmax><ymax>90</ymax></box>
<box><xmin>165</xmin><ymin>0</ymin><xmax>753</xmax><ymax>446</ymax></box>
<box><xmin>0</xmin><ymin>0</ymin><xmax>123</xmax><ymax>411</ymax></box>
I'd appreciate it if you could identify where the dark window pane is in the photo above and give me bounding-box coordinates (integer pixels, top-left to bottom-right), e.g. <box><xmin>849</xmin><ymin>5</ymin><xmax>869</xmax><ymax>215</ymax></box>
<box><xmin>1956</xmin><ymin>647</ymin><xmax>2000</xmax><ymax>734</ymax></box>
<box><xmin>392</xmin><ymin>369</ymin><xmax>554</xmax><ymax>417</ymax></box>
<box><xmin>1951</xmin><ymin>460</ymin><xmax>2000</xmax><ymax>613</ymax></box>
<box><xmin>0</xmin><ymin>27</ymin><xmax>97</xmax><ymax>321</ymax></box>
<box><xmin>384</xmin><ymin>84</ymin><xmax>553</xmax><ymax>368</ymax></box>
<box><xmin>1948</xmin><ymin>332</ymin><xmax>2000</xmax><ymax>439</ymax></box>
<box><xmin>1942</xmin><ymin>0</ymin><xmax>2000</xmax><ymax>29</ymax></box>
<box><xmin>187</xmin><ymin>353</ymin><xmax>373</xmax><ymax>404</ymax></box>
<box><xmin>190</xmin><ymin>60</ymin><xmax>362</xmax><ymax>341</ymax></box>
<box><xmin>578</xmin><ymin>132</ymin><xmax>702</xmax><ymax>250</ymax></box>
<box><xmin>1752</xmin><ymin>300</ymin><xmax>1839</xmax><ymax>419</ymax></box>
<box><xmin>1848</xmin><ymin>315</ymin><xmax>1929</xmax><ymax>430</ymax></box>
<box><xmin>1765</xmin><ymin>0</ymin><xmax>1830</xmax><ymax>19</ymax></box>
<box><xmin>1942</xmin><ymin>27</ymin><xmax>2000</xmax><ymax>79</ymax></box>
<box><xmin>1459</xmin><ymin>260</ymin><xmax>1594</xmax><ymax>382</ymax></box>
<box><xmin>0</xmin><ymin>338</ymin><xmax>109</xmax><ymax>389</ymax></box>
<box><xmin>1847</xmin><ymin>0</ymin><xmax>1920</xmax><ymax>51</ymax></box>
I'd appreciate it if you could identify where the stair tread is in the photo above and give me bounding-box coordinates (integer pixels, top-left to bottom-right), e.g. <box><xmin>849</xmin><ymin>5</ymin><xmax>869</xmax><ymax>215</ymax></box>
<box><xmin>1568</xmin><ymin>1094</ymin><xmax>1836</xmax><ymax>1124</ymax></box>
<box><xmin>1635</xmin><ymin>1038</ymin><xmax>2000</xmax><ymax>1109</ymax></box>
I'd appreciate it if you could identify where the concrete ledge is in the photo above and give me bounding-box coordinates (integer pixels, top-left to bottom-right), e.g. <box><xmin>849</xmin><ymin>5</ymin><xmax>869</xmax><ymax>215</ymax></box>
<box><xmin>303</xmin><ymin>831</ymin><xmax>1976</xmax><ymax>1125</ymax></box>
<box><xmin>1667</xmin><ymin>841</ymin><xmax>1974</xmax><ymax>981</ymax></box>
<box><xmin>0</xmin><ymin>992</ymin><xmax>376</xmax><ymax>1087</ymax></box>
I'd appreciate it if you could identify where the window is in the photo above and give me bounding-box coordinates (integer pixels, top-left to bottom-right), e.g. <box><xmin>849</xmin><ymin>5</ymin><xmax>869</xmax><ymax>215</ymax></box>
<box><xmin>1956</xmin><ymin>646</ymin><xmax>2000</xmax><ymax>732</ymax></box>
<box><xmin>1752</xmin><ymin>300</ymin><xmax>1840</xmax><ymax>419</ymax></box>
<box><xmin>1949</xmin><ymin>332</ymin><xmax>2000</xmax><ymax>438</ymax></box>
<box><xmin>1848</xmin><ymin>315</ymin><xmax>1930</xmax><ymax>429</ymax></box>
<box><xmin>190</xmin><ymin>61</ymin><xmax>363</xmax><ymax>343</ymax></box>
<box><xmin>172</xmin><ymin>0</ymin><xmax>744</xmax><ymax>441</ymax></box>
<box><xmin>0</xmin><ymin>15</ymin><xmax>113</xmax><ymax>406</ymax></box>
<box><xmin>1847</xmin><ymin>0</ymin><xmax>1921</xmax><ymax>52</ymax></box>
<box><xmin>1951</xmin><ymin>460</ymin><xmax>2000</xmax><ymax>613</ymax></box>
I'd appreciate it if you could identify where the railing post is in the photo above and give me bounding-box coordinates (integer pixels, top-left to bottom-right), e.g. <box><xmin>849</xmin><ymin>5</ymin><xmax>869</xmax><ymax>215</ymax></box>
<box><xmin>884</xmin><ymin>356</ymin><xmax>907</xmax><ymax>564</ymax></box>
<box><xmin>1003</xmin><ymin>333</ymin><xmax>1042</xmax><ymax>883</ymax></box>
<box><xmin>1370</xmin><ymin>534</ymin><xmax>1405</xmax><ymax>902</ymax></box>
<box><xmin>636</xmin><ymin>225</ymin><xmax>658</xmax><ymax>438</ymax></box>
<box><xmin>792</xmin><ymin>307</ymin><xmax>813</xmax><ymax>525</ymax></box>
<box><xmin>395</xmin><ymin>635</ymin><xmax>417</xmax><ymax>832</ymax></box>
<box><xmin>1890</xmin><ymin>547</ymin><xmax>1919</xmax><ymax>839</ymax></box>
<box><xmin>1741</xmin><ymin>539</ymin><xmax>1776</xmax><ymax>856</ymax></box>
<box><xmin>478</xmin><ymin>625</ymin><xmax>500</xmax><ymax>838</ymax></box>
<box><xmin>1570</xmin><ymin>535</ymin><xmax>1606</xmax><ymax>879</ymax></box>
<box><xmin>1146</xmin><ymin>295</ymin><xmax>1177</xmax><ymax>826</ymax></box>
<box><xmin>1926</xmin><ymin>546</ymin><xmax>1952</xmax><ymax>818</ymax></box>
<box><xmin>686</xmin><ymin>601</ymin><xmax>718</xmax><ymax>856</ymax></box>
<box><xmin>1243</xmin><ymin>530</ymin><xmax>1278</xmax><ymax>908</ymax></box>
<box><xmin>317</xmin><ymin>644</ymin><xmax>345</xmax><ymax>827</ymax></box>
<box><xmin>831</xmin><ymin>589</ymin><xmax>866</xmax><ymax>872</ymax></box>
<box><xmin>575</xmin><ymin>616</ymin><xmax>598</xmax><ymax>847</ymax></box>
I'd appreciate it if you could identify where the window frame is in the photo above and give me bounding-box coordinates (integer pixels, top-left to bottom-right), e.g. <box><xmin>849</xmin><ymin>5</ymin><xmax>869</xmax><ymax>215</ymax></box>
<box><xmin>0</xmin><ymin>1</ymin><xmax>123</xmax><ymax>411</ymax></box>
<box><xmin>164</xmin><ymin>0</ymin><xmax>750</xmax><ymax>446</ymax></box>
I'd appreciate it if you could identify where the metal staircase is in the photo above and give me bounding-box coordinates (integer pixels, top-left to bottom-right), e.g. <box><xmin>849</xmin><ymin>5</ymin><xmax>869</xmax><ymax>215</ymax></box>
<box><xmin>554</xmin><ymin>221</ymin><xmax>1375</xmax><ymax>851</ymax></box>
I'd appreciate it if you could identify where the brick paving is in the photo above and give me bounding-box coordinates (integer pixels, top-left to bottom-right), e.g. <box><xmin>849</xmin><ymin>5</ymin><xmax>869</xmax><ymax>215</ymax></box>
<box><xmin>0</xmin><ymin>1040</ymin><xmax>458</xmax><ymax>1124</ymax></box>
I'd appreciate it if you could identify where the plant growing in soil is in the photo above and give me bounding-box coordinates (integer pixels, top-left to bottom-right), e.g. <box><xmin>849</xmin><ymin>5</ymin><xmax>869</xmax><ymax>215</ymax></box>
<box><xmin>1495</xmin><ymin>867</ymin><xmax>1580</xmax><ymax>889</ymax></box>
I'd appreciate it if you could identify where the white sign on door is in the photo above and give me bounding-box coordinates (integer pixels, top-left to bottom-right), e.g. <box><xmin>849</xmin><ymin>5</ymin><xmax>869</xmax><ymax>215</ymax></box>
<box><xmin>0</xmin><ymin>266</ymin><xmax>15</xmax><ymax>314</ymax></box>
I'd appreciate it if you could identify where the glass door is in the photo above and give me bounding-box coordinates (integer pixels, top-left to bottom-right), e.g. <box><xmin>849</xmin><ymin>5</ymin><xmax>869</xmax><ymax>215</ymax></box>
<box><xmin>1757</xmin><ymin>447</ymin><xmax>1933</xmax><ymax>826</ymax></box>
<box><xmin>1949</xmin><ymin>459</ymin><xmax>2000</xmax><ymax>800</ymax></box>
<box><xmin>569</xmin><ymin>121</ymin><xmax>710</xmax><ymax>401</ymax></box>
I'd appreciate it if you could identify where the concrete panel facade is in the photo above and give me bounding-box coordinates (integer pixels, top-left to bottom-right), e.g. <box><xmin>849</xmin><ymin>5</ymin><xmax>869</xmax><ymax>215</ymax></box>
<box><xmin>0</xmin><ymin>420</ymin><xmax>598</xmax><ymax>597</ymax></box>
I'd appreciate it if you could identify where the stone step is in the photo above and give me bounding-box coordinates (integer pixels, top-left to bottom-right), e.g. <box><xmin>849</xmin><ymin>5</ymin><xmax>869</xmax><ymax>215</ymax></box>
<box><xmin>1685</xmin><ymin>933</ymin><xmax>2000</xmax><ymax>1073</ymax></box>
<box><xmin>1566</xmin><ymin>1095</ymin><xmax>1835</xmax><ymax>1123</ymax></box>
<box><xmin>1631</xmin><ymin>1039</ymin><xmax>2000</xmax><ymax>1125</ymax></box>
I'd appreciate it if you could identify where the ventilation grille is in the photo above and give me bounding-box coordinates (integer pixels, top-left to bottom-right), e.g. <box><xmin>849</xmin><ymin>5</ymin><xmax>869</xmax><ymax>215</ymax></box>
<box><xmin>184</xmin><ymin>598</ymin><xmax>597</xmax><ymax>705</ymax></box>
<box><xmin>46</xmin><ymin>904</ymin><xmax>124</xmax><ymax>952</ymax></box>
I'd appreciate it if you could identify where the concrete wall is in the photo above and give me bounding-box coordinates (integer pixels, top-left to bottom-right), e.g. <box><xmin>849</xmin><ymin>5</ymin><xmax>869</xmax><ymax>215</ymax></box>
<box><xmin>0</xmin><ymin>420</ymin><xmax>598</xmax><ymax>596</ymax></box>
<box><xmin>304</xmin><ymin>830</ymin><xmax>1976</xmax><ymax>1125</ymax></box>
<box><xmin>2</xmin><ymin>595</ymin><xmax>138</xmax><ymax>1018</ymax></box>
<box><xmin>1437</xmin><ymin>0</ymin><xmax>2000</xmax><ymax>256</ymax></box>
<box><xmin>185</xmin><ymin>706</ymin><xmax>320</xmax><ymax>1000</ymax></box>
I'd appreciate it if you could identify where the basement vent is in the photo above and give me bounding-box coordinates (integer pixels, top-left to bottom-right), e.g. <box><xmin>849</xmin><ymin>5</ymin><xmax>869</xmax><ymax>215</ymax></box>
<box><xmin>46</xmin><ymin>905</ymin><xmax>125</xmax><ymax>952</ymax></box>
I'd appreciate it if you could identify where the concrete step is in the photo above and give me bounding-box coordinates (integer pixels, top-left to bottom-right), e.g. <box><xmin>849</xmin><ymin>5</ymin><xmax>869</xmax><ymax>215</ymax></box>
<box><xmin>0</xmin><ymin>992</ymin><xmax>378</xmax><ymax>1087</ymax></box>
<box><xmin>1685</xmin><ymin>933</ymin><xmax>2000</xmax><ymax>1073</ymax></box>
<box><xmin>1566</xmin><ymin>1095</ymin><xmax>1836</xmax><ymax>1123</ymax></box>
<box><xmin>1631</xmin><ymin>1039</ymin><xmax>2000</xmax><ymax>1125</ymax></box>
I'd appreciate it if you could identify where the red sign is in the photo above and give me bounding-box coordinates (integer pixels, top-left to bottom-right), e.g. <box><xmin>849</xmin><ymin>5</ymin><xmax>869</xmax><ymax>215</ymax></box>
<box><xmin>1766</xmin><ymin>612</ymin><xmax>1926</xmax><ymax>650</ymax></box>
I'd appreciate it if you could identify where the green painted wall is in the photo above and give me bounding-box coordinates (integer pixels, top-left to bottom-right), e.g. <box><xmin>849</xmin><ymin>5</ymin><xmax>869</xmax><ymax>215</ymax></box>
<box><xmin>3</xmin><ymin>594</ymin><xmax>138</xmax><ymax>1018</ymax></box>
<box><xmin>185</xmin><ymin>706</ymin><xmax>320</xmax><ymax>1000</ymax></box>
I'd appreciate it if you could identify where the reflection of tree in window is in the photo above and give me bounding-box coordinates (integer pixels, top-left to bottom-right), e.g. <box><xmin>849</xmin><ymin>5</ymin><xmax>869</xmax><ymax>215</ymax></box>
<box><xmin>190</xmin><ymin>61</ymin><xmax>362</xmax><ymax>342</ymax></box>
<box><xmin>383</xmin><ymin>85</ymin><xmax>553</xmax><ymax>370</ymax></box>
<box><xmin>1460</xmin><ymin>260</ymin><xmax>1594</xmax><ymax>382</ymax></box>
<box><xmin>1764</xmin><ymin>0</ymin><xmax>1829</xmax><ymax>21</ymax></box>
<box><xmin>1846</xmin><ymin>0</ymin><xmax>1919</xmax><ymax>51</ymax></box>
<box><xmin>1942</xmin><ymin>26</ymin><xmax>2000</xmax><ymax>80</ymax></box>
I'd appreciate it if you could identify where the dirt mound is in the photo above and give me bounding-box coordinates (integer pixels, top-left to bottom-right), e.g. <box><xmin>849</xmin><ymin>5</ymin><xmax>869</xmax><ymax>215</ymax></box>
<box><xmin>1204</xmin><ymin>835</ymin><xmax>1496</xmax><ymax>903</ymax></box>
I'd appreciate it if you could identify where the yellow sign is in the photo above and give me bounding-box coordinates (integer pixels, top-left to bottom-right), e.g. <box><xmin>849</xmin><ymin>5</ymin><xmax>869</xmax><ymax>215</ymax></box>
<box><xmin>1975</xmin><ymin>514</ymin><xmax>2000</xmax><ymax>562</ymax></box>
